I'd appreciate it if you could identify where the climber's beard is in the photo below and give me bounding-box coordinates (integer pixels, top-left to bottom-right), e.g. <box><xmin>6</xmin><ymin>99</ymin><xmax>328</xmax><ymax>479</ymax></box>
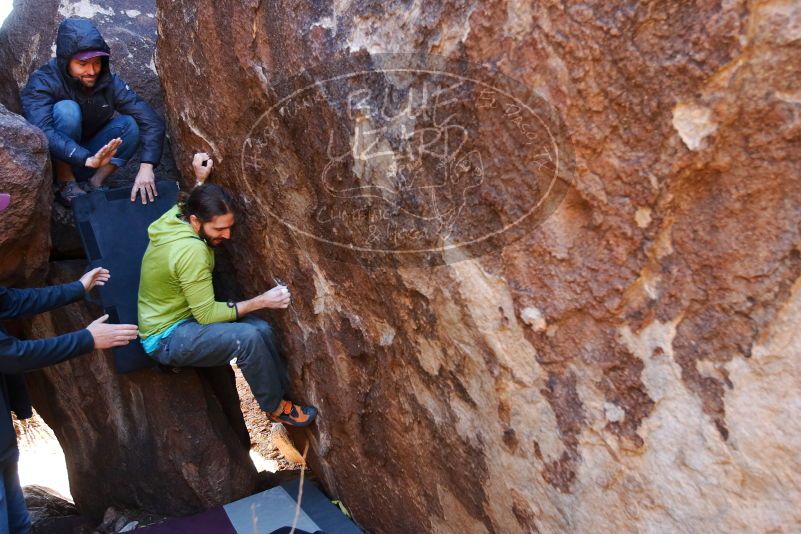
<box><xmin>198</xmin><ymin>226</ymin><xmax>226</xmax><ymax>247</ymax></box>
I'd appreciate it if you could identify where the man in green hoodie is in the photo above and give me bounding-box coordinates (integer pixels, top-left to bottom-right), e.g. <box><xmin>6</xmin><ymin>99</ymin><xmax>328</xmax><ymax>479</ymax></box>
<box><xmin>137</xmin><ymin>154</ymin><xmax>317</xmax><ymax>427</ymax></box>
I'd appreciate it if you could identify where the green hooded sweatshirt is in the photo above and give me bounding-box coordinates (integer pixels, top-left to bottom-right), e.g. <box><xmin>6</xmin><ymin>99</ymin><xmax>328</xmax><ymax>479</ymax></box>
<box><xmin>137</xmin><ymin>205</ymin><xmax>236</xmax><ymax>343</ymax></box>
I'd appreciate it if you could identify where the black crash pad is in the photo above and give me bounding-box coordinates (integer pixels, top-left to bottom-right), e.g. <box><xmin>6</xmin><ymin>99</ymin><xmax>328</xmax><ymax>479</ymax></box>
<box><xmin>72</xmin><ymin>181</ymin><xmax>179</xmax><ymax>374</ymax></box>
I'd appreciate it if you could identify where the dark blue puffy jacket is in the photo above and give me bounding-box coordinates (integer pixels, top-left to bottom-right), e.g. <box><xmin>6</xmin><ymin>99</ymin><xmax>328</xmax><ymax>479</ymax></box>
<box><xmin>20</xmin><ymin>18</ymin><xmax>165</xmax><ymax>168</ymax></box>
<box><xmin>0</xmin><ymin>282</ymin><xmax>94</xmax><ymax>463</ymax></box>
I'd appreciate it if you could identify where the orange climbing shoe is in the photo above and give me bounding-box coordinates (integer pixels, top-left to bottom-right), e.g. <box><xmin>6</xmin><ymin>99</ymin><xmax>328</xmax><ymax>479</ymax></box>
<box><xmin>269</xmin><ymin>400</ymin><xmax>318</xmax><ymax>427</ymax></box>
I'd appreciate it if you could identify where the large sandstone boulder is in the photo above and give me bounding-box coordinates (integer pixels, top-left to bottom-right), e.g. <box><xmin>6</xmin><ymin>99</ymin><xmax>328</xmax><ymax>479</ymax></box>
<box><xmin>0</xmin><ymin>103</ymin><xmax>50</xmax><ymax>286</ymax></box>
<box><xmin>156</xmin><ymin>1</ymin><xmax>801</xmax><ymax>533</ymax></box>
<box><xmin>23</xmin><ymin>261</ymin><xmax>259</xmax><ymax>518</ymax></box>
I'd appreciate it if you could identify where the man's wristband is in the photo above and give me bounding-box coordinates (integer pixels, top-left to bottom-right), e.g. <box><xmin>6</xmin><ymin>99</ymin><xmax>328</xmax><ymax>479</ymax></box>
<box><xmin>227</xmin><ymin>300</ymin><xmax>238</xmax><ymax>319</ymax></box>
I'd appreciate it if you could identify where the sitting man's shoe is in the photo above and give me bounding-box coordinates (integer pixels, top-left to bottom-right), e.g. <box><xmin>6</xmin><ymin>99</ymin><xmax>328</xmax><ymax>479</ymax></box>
<box><xmin>57</xmin><ymin>180</ymin><xmax>86</xmax><ymax>207</ymax></box>
<box><xmin>269</xmin><ymin>400</ymin><xmax>318</xmax><ymax>427</ymax></box>
<box><xmin>78</xmin><ymin>181</ymin><xmax>108</xmax><ymax>193</ymax></box>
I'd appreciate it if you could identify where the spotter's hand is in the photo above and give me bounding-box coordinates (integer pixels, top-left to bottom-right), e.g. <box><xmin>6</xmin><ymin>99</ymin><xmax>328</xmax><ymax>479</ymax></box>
<box><xmin>131</xmin><ymin>163</ymin><xmax>157</xmax><ymax>204</ymax></box>
<box><xmin>87</xmin><ymin>314</ymin><xmax>139</xmax><ymax>349</ymax></box>
<box><xmin>85</xmin><ymin>138</ymin><xmax>122</xmax><ymax>169</ymax></box>
<box><xmin>79</xmin><ymin>267</ymin><xmax>110</xmax><ymax>292</ymax></box>
<box><xmin>192</xmin><ymin>152</ymin><xmax>213</xmax><ymax>183</ymax></box>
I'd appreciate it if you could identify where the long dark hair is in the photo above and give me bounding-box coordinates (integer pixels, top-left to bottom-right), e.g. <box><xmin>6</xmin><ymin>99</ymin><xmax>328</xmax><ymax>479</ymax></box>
<box><xmin>177</xmin><ymin>184</ymin><xmax>234</xmax><ymax>222</ymax></box>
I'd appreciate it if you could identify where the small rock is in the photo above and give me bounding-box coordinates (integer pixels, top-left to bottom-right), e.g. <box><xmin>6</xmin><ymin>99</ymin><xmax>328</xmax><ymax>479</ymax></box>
<box><xmin>96</xmin><ymin>506</ymin><xmax>124</xmax><ymax>534</ymax></box>
<box><xmin>635</xmin><ymin>207</ymin><xmax>652</xmax><ymax>228</ymax></box>
<box><xmin>520</xmin><ymin>307</ymin><xmax>547</xmax><ymax>332</ymax></box>
<box><xmin>113</xmin><ymin>516</ymin><xmax>130</xmax><ymax>532</ymax></box>
<box><xmin>118</xmin><ymin>520</ymin><xmax>139</xmax><ymax>532</ymax></box>
<box><xmin>604</xmin><ymin>402</ymin><xmax>625</xmax><ymax>423</ymax></box>
<box><xmin>23</xmin><ymin>485</ymin><xmax>77</xmax><ymax>518</ymax></box>
<box><xmin>672</xmin><ymin>102</ymin><xmax>717</xmax><ymax>151</ymax></box>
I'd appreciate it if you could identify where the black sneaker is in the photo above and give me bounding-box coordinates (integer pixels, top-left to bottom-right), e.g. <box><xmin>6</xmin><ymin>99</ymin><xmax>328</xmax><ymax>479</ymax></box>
<box><xmin>57</xmin><ymin>180</ymin><xmax>86</xmax><ymax>207</ymax></box>
<box><xmin>79</xmin><ymin>181</ymin><xmax>109</xmax><ymax>193</ymax></box>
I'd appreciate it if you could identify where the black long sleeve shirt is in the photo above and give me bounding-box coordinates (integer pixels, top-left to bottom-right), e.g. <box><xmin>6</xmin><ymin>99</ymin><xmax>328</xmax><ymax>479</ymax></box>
<box><xmin>0</xmin><ymin>281</ymin><xmax>94</xmax><ymax>463</ymax></box>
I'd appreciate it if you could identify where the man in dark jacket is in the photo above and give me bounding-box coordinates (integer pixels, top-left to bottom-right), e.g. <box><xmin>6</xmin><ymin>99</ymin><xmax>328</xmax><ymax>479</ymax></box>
<box><xmin>0</xmin><ymin>192</ymin><xmax>139</xmax><ymax>532</ymax></box>
<box><xmin>21</xmin><ymin>18</ymin><xmax>165</xmax><ymax>207</ymax></box>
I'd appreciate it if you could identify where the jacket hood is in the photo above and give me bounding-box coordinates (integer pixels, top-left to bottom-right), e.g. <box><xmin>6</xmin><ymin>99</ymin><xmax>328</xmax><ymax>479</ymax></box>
<box><xmin>55</xmin><ymin>18</ymin><xmax>111</xmax><ymax>87</ymax></box>
<box><xmin>148</xmin><ymin>205</ymin><xmax>205</xmax><ymax>247</ymax></box>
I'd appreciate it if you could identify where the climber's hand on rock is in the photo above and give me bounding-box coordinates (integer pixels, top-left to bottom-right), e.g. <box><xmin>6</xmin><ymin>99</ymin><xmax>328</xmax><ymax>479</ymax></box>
<box><xmin>235</xmin><ymin>285</ymin><xmax>291</xmax><ymax>316</ymax></box>
<box><xmin>193</xmin><ymin>152</ymin><xmax>213</xmax><ymax>183</ymax></box>
<box><xmin>87</xmin><ymin>314</ymin><xmax>139</xmax><ymax>349</ymax></box>
<box><xmin>260</xmin><ymin>285</ymin><xmax>291</xmax><ymax>309</ymax></box>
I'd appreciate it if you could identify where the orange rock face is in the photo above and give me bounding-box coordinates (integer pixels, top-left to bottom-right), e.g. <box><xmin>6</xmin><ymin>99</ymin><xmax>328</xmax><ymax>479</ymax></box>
<box><xmin>148</xmin><ymin>1</ymin><xmax>801</xmax><ymax>532</ymax></box>
<box><xmin>0</xmin><ymin>104</ymin><xmax>50</xmax><ymax>286</ymax></box>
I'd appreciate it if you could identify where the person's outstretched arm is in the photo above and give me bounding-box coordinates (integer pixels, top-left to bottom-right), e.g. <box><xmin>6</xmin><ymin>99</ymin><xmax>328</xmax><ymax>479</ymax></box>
<box><xmin>111</xmin><ymin>75</ymin><xmax>165</xmax><ymax>166</ymax></box>
<box><xmin>0</xmin><ymin>330</ymin><xmax>94</xmax><ymax>374</ymax></box>
<box><xmin>0</xmin><ymin>314</ymin><xmax>138</xmax><ymax>374</ymax></box>
<box><xmin>0</xmin><ymin>268</ymin><xmax>109</xmax><ymax>319</ymax></box>
<box><xmin>0</xmin><ymin>283</ymin><xmax>84</xmax><ymax>319</ymax></box>
<box><xmin>174</xmin><ymin>242</ymin><xmax>290</xmax><ymax>323</ymax></box>
<box><xmin>111</xmin><ymin>75</ymin><xmax>165</xmax><ymax>204</ymax></box>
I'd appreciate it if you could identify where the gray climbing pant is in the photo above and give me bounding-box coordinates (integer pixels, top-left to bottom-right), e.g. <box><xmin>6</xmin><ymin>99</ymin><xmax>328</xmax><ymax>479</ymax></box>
<box><xmin>150</xmin><ymin>315</ymin><xmax>288</xmax><ymax>413</ymax></box>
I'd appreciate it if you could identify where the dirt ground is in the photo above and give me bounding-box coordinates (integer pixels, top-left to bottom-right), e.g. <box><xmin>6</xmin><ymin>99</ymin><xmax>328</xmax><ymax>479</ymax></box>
<box><xmin>233</xmin><ymin>363</ymin><xmax>306</xmax><ymax>471</ymax></box>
